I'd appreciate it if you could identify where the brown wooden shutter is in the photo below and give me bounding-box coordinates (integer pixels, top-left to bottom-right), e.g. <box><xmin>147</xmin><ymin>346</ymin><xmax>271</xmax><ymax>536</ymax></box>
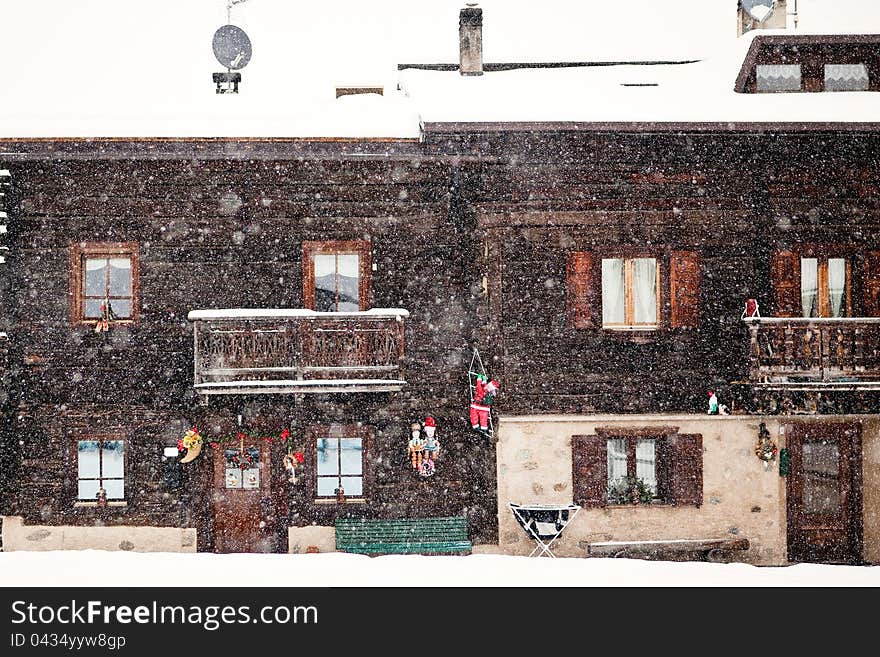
<box><xmin>566</xmin><ymin>252</ymin><xmax>596</xmax><ymax>329</ymax></box>
<box><xmin>666</xmin><ymin>433</ymin><xmax>703</xmax><ymax>507</ymax></box>
<box><xmin>572</xmin><ymin>434</ymin><xmax>607</xmax><ymax>508</ymax></box>
<box><xmin>670</xmin><ymin>251</ymin><xmax>701</xmax><ymax>328</ymax></box>
<box><xmin>771</xmin><ymin>250</ymin><xmax>801</xmax><ymax>317</ymax></box>
<box><xmin>863</xmin><ymin>251</ymin><xmax>880</xmax><ymax>317</ymax></box>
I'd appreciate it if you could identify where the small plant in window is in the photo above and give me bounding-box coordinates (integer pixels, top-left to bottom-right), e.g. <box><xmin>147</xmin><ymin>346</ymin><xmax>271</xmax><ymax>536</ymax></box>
<box><xmin>608</xmin><ymin>476</ymin><xmax>655</xmax><ymax>504</ymax></box>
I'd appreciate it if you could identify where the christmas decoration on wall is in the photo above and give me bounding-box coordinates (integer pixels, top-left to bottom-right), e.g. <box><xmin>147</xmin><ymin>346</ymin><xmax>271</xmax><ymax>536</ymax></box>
<box><xmin>178</xmin><ymin>427</ymin><xmax>203</xmax><ymax>463</ymax></box>
<box><xmin>755</xmin><ymin>422</ymin><xmax>778</xmax><ymax>469</ymax></box>
<box><xmin>741</xmin><ymin>298</ymin><xmax>761</xmax><ymax>319</ymax></box>
<box><xmin>283</xmin><ymin>450</ymin><xmax>306</xmax><ymax>484</ymax></box>
<box><xmin>406</xmin><ymin>417</ymin><xmax>441</xmax><ymax>478</ymax></box>
<box><xmin>707</xmin><ymin>391</ymin><xmax>729</xmax><ymax>415</ymax></box>
<box><xmin>468</xmin><ymin>348</ymin><xmax>499</xmax><ymax>438</ymax></box>
<box><xmin>94</xmin><ymin>299</ymin><xmax>117</xmax><ymax>333</ymax></box>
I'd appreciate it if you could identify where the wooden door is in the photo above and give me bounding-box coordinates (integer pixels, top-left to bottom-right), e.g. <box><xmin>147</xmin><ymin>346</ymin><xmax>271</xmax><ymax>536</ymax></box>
<box><xmin>213</xmin><ymin>441</ymin><xmax>275</xmax><ymax>553</ymax></box>
<box><xmin>786</xmin><ymin>422</ymin><xmax>862</xmax><ymax>564</ymax></box>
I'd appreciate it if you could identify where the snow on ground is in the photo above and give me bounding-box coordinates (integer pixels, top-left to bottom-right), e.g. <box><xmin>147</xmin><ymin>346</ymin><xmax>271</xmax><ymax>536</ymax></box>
<box><xmin>1</xmin><ymin>551</ymin><xmax>879</xmax><ymax>587</ymax></box>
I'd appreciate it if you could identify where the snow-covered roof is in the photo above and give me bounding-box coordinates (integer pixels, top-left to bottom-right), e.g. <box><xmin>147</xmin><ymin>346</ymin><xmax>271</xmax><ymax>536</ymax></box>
<box><xmin>399</xmin><ymin>28</ymin><xmax>880</xmax><ymax>126</ymax></box>
<box><xmin>0</xmin><ymin>1</ymin><xmax>878</xmax><ymax>138</ymax></box>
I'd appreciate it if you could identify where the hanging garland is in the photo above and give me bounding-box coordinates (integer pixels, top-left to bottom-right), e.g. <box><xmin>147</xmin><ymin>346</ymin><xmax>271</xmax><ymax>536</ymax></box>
<box><xmin>178</xmin><ymin>427</ymin><xmax>305</xmax><ymax>477</ymax></box>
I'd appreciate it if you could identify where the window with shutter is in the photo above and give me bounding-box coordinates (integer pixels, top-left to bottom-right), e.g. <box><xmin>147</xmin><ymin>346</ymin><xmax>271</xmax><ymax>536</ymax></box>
<box><xmin>573</xmin><ymin>428</ymin><xmax>703</xmax><ymax>507</ymax></box>
<box><xmin>771</xmin><ymin>250</ymin><xmax>801</xmax><ymax>317</ymax></box>
<box><xmin>772</xmin><ymin>247</ymin><xmax>857</xmax><ymax>318</ymax></box>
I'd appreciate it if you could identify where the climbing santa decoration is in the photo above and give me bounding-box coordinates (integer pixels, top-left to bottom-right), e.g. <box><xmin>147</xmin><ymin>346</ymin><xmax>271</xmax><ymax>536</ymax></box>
<box><xmin>406</xmin><ymin>416</ymin><xmax>440</xmax><ymax>478</ymax></box>
<box><xmin>469</xmin><ymin>348</ymin><xmax>500</xmax><ymax>438</ymax></box>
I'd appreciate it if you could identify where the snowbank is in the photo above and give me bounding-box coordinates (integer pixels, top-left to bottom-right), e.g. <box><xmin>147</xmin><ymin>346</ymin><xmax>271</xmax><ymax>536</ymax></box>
<box><xmin>1</xmin><ymin>551</ymin><xmax>878</xmax><ymax>587</ymax></box>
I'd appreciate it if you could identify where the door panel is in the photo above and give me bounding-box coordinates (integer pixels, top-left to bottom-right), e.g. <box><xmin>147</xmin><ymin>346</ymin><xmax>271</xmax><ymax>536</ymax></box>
<box><xmin>213</xmin><ymin>441</ymin><xmax>276</xmax><ymax>553</ymax></box>
<box><xmin>786</xmin><ymin>422</ymin><xmax>862</xmax><ymax>564</ymax></box>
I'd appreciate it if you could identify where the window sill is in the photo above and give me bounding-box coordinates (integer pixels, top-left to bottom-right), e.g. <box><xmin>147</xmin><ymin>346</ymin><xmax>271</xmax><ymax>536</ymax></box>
<box><xmin>73</xmin><ymin>501</ymin><xmax>128</xmax><ymax>508</ymax></box>
<box><xmin>314</xmin><ymin>498</ymin><xmax>368</xmax><ymax>505</ymax></box>
<box><xmin>606</xmin><ymin>501</ymin><xmax>670</xmax><ymax>508</ymax></box>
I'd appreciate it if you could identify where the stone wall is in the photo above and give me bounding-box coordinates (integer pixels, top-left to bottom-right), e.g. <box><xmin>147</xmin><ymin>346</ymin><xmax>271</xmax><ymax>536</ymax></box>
<box><xmin>496</xmin><ymin>414</ymin><xmax>880</xmax><ymax>565</ymax></box>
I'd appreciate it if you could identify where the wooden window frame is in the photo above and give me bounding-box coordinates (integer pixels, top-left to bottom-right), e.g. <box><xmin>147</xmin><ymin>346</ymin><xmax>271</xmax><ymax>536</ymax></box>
<box><xmin>69</xmin><ymin>434</ymin><xmax>129</xmax><ymax>504</ymax></box>
<box><xmin>596</xmin><ymin>427</ymin><xmax>673</xmax><ymax>504</ymax></box>
<box><xmin>302</xmin><ymin>240</ymin><xmax>371</xmax><ymax>311</ymax></box>
<box><xmin>600</xmin><ymin>255</ymin><xmax>663</xmax><ymax>330</ymax></box>
<box><xmin>307</xmin><ymin>424</ymin><xmax>373</xmax><ymax>502</ymax></box>
<box><xmin>799</xmin><ymin>254</ymin><xmax>852</xmax><ymax>318</ymax></box>
<box><xmin>69</xmin><ymin>242</ymin><xmax>140</xmax><ymax>326</ymax></box>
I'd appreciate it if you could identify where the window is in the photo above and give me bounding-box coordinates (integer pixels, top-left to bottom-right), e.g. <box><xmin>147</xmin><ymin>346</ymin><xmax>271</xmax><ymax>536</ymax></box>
<box><xmin>572</xmin><ymin>429</ymin><xmax>702</xmax><ymax>508</ymax></box>
<box><xmin>771</xmin><ymin>249</ymin><xmax>853</xmax><ymax>318</ymax></box>
<box><xmin>309</xmin><ymin>425</ymin><xmax>372</xmax><ymax>500</ymax></box>
<box><xmin>567</xmin><ymin>250</ymin><xmax>700</xmax><ymax>330</ymax></box>
<box><xmin>824</xmin><ymin>64</ymin><xmax>869</xmax><ymax>92</ymax></box>
<box><xmin>69</xmin><ymin>242</ymin><xmax>139</xmax><ymax>325</ymax></box>
<box><xmin>302</xmin><ymin>241</ymin><xmax>371</xmax><ymax>312</ymax></box>
<box><xmin>602</xmin><ymin>257</ymin><xmax>659</xmax><ymax>328</ymax></box>
<box><xmin>76</xmin><ymin>438</ymin><xmax>125</xmax><ymax>501</ymax></box>
<box><xmin>800</xmin><ymin>257</ymin><xmax>849</xmax><ymax>318</ymax></box>
<box><xmin>756</xmin><ymin>64</ymin><xmax>802</xmax><ymax>92</ymax></box>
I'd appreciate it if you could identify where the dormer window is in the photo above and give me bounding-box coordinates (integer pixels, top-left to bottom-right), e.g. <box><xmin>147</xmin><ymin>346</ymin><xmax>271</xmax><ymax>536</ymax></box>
<box><xmin>756</xmin><ymin>64</ymin><xmax>801</xmax><ymax>92</ymax></box>
<box><xmin>824</xmin><ymin>64</ymin><xmax>869</xmax><ymax>92</ymax></box>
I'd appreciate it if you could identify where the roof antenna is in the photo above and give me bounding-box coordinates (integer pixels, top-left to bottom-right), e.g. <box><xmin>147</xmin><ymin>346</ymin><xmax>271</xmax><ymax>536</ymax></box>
<box><xmin>212</xmin><ymin>0</ymin><xmax>253</xmax><ymax>93</ymax></box>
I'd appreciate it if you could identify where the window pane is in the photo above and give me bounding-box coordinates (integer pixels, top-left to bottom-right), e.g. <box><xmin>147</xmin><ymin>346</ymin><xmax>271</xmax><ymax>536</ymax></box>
<box><xmin>756</xmin><ymin>64</ymin><xmax>801</xmax><ymax>92</ymax></box>
<box><xmin>340</xmin><ymin>476</ymin><xmax>363</xmax><ymax>497</ymax></box>
<box><xmin>84</xmin><ymin>299</ymin><xmax>103</xmax><ymax>319</ymax></box>
<box><xmin>801</xmin><ymin>258</ymin><xmax>819</xmax><ymax>318</ymax></box>
<box><xmin>77</xmin><ymin>440</ymin><xmax>100</xmax><ymax>479</ymax></box>
<box><xmin>313</xmin><ymin>254</ymin><xmax>336</xmax><ymax>312</ymax></box>
<box><xmin>108</xmin><ymin>258</ymin><xmax>132</xmax><ymax>296</ymax></box>
<box><xmin>84</xmin><ymin>258</ymin><xmax>107</xmax><ymax>296</ymax></box>
<box><xmin>78</xmin><ymin>479</ymin><xmax>101</xmax><ymax>500</ymax></box>
<box><xmin>602</xmin><ymin>258</ymin><xmax>625</xmax><ymax>324</ymax></box>
<box><xmin>635</xmin><ymin>439</ymin><xmax>657</xmax><ymax>492</ymax></box>
<box><xmin>802</xmin><ymin>439</ymin><xmax>840</xmax><ymax>515</ymax></box>
<box><xmin>824</xmin><ymin>64</ymin><xmax>869</xmax><ymax>92</ymax></box>
<box><xmin>101</xmin><ymin>440</ymin><xmax>125</xmax><ymax>479</ymax></box>
<box><xmin>336</xmin><ymin>254</ymin><xmax>360</xmax><ymax>311</ymax></box>
<box><xmin>108</xmin><ymin>299</ymin><xmax>131</xmax><ymax>319</ymax></box>
<box><xmin>316</xmin><ymin>438</ymin><xmax>340</xmax><ymax>476</ymax></box>
<box><xmin>828</xmin><ymin>258</ymin><xmax>846</xmax><ymax>318</ymax></box>
<box><xmin>103</xmin><ymin>479</ymin><xmax>125</xmax><ymax>500</ymax></box>
<box><xmin>225</xmin><ymin>468</ymin><xmax>243</xmax><ymax>488</ymax></box>
<box><xmin>632</xmin><ymin>258</ymin><xmax>657</xmax><ymax>324</ymax></box>
<box><xmin>339</xmin><ymin>438</ymin><xmax>363</xmax><ymax>475</ymax></box>
<box><xmin>606</xmin><ymin>438</ymin><xmax>628</xmax><ymax>486</ymax></box>
<box><xmin>317</xmin><ymin>476</ymin><xmax>338</xmax><ymax>497</ymax></box>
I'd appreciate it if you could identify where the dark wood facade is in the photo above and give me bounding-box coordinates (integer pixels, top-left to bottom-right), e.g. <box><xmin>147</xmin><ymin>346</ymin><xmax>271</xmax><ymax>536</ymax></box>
<box><xmin>2</xmin><ymin>123</ymin><xmax>879</xmax><ymax>551</ymax></box>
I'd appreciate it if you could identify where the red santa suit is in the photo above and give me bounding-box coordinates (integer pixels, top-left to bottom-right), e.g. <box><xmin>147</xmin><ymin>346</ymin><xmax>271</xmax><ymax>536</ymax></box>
<box><xmin>470</xmin><ymin>379</ymin><xmax>499</xmax><ymax>431</ymax></box>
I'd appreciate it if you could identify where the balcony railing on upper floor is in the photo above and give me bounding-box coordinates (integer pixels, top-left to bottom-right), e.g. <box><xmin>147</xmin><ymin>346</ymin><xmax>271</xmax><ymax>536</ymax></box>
<box><xmin>188</xmin><ymin>308</ymin><xmax>408</xmax><ymax>396</ymax></box>
<box><xmin>745</xmin><ymin>317</ymin><xmax>880</xmax><ymax>390</ymax></box>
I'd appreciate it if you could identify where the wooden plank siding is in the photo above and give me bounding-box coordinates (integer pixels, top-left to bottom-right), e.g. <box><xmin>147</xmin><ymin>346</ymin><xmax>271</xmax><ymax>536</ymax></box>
<box><xmin>2</xmin><ymin>126</ymin><xmax>880</xmax><ymax>547</ymax></box>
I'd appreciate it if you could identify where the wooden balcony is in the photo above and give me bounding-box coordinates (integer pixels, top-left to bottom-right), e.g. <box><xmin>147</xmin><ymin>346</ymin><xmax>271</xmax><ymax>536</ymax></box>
<box><xmin>745</xmin><ymin>317</ymin><xmax>880</xmax><ymax>390</ymax></box>
<box><xmin>188</xmin><ymin>308</ymin><xmax>408</xmax><ymax>396</ymax></box>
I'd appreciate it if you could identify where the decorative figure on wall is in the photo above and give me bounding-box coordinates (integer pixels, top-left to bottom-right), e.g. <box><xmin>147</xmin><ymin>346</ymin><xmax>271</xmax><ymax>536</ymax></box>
<box><xmin>741</xmin><ymin>298</ymin><xmax>760</xmax><ymax>319</ymax></box>
<box><xmin>94</xmin><ymin>298</ymin><xmax>117</xmax><ymax>333</ymax></box>
<box><xmin>707</xmin><ymin>391</ymin><xmax>719</xmax><ymax>414</ymax></box>
<box><xmin>468</xmin><ymin>348</ymin><xmax>499</xmax><ymax>438</ymax></box>
<box><xmin>755</xmin><ymin>422</ymin><xmax>778</xmax><ymax>470</ymax></box>
<box><xmin>283</xmin><ymin>450</ymin><xmax>305</xmax><ymax>484</ymax></box>
<box><xmin>407</xmin><ymin>421</ymin><xmax>425</xmax><ymax>472</ymax></box>
<box><xmin>422</xmin><ymin>416</ymin><xmax>440</xmax><ymax>461</ymax></box>
<box><xmin>178</xmin><ymin>427</ymin><xmax>203</xmax><ymax>463</ymax></box>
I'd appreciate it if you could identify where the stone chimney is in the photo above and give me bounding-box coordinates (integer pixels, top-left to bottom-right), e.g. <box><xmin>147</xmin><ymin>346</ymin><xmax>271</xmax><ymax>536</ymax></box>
<box><xmin>459</xmin><ymin>3</ymin><xmax>483</xmax><ymax>76</ymax></box>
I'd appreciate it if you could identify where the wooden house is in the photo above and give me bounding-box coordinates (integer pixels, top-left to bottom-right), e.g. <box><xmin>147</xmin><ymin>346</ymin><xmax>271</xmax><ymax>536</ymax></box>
<box><xmin>2</xmin><ymin>2</ymin><xmax>879</xmax><ymax>564</ymax></box>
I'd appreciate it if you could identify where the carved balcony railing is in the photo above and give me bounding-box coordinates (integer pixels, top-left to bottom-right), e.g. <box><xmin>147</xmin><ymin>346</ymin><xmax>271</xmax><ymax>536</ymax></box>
<box><xmin>745</xmin><ymin>317</ymin><xmax>880</xmax><ymax>389</ymax></box>
<box><xmin>188</xmin><ymin>308</ymin><xmax>408</xmax><ymax>395</ymax></box>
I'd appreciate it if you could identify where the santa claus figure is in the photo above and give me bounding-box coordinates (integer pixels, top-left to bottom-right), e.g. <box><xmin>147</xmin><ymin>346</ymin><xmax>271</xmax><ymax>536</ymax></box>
<box><xmin>471</xmin><ymin>375</ymin><xmax>500</xmax><ymax>434</ymax></box>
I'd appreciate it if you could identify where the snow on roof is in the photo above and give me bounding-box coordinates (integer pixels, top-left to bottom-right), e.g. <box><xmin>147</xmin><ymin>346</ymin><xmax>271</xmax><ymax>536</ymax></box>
<box><xmin>399</xmin><ymin>29</ymin><xmax>880</xmax><ymax>125</ymax></box>
<box><xmin>0</xmin><ymin>1</ymin><xmax>878</xmax><ymax>138</ymax></box>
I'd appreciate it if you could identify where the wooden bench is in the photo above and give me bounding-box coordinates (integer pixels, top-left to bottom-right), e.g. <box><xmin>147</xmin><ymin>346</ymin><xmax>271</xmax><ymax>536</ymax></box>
<box><xmin>335</xmin><ymin>516</ymin><xmax>473</xmax><ymax>556</ymax></box>
<box><xmin>587</xmin><ymin>538</ymin><xmax>750</xmax><ymax>562</ymax></box>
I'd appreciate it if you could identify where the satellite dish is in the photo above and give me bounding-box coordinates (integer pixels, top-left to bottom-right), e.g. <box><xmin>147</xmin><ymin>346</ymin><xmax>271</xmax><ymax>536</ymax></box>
<box><xmin>212</xmin><ymin>24</ymin><xmax>252</xmax><ymax>70</ymax></box>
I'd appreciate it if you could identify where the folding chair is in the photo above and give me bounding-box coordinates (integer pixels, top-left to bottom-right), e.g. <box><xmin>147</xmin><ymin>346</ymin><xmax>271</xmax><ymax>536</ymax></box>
<box><xmin>509</xmin><ymin>502</ymin><xmax>581</xmax><ymax>558</ymax></box>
